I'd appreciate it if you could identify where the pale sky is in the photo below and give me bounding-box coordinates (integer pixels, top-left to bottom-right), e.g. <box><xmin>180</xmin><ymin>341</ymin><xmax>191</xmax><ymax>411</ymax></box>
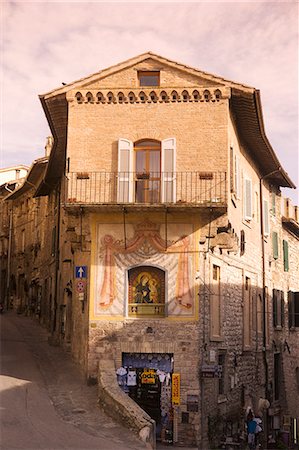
<box><xmin>1</xmin><ymin>1</ymin><xmax>298</xmax><ymax>202</ymax></box>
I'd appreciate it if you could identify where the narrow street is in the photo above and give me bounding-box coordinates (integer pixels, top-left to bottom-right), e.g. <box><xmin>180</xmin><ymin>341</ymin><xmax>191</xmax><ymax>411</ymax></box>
<box><xmin>0</xmin><ymin>312</ymin><xmax>146</xmax><ymax>450</ymax></box>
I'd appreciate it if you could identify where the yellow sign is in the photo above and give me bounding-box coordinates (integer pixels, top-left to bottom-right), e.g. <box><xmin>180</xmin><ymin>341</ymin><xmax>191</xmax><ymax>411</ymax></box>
<box><xmin>172</xmin><ymin>373</ymin><xmax>180</xmax><ymax>406</ymax></box>
<box><xmin>141</xmin><ymin>369</ymin><xmax>156</xmax><ymax>384</ymax></box>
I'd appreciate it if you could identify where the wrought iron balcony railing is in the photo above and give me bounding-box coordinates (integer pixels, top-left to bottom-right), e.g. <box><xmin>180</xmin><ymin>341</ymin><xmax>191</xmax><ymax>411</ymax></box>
<box><xmin>65</xmin><ymin>171</ymin><xmax>227</xmax><ymax>207</ymax></box>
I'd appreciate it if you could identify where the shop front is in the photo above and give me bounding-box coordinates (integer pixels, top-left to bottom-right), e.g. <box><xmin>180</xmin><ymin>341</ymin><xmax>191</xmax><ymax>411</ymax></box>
<box><xmin>116</xmin><ymin>352</ymin><xmax>174</xmax><ymax>444</ymax></box>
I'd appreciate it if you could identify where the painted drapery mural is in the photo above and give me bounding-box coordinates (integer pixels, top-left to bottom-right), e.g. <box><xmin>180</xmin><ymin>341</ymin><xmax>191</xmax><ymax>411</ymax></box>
<box><xmin>95</xmin><ymin>220</ymin><xmax>194</xmax><ymax>316</ymax></box>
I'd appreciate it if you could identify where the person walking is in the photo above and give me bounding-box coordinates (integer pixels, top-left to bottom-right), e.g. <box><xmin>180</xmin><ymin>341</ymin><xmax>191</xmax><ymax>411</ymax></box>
<box><xmin>247</xmin><ymin>411</ymin><xmax>257</xmax><ymax>450</ymax></box>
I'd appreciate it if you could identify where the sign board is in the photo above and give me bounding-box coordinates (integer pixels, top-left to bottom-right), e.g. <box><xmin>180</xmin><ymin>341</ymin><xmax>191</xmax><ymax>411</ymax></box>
<box><xmin>75</xmin><ymin>266</ymin><xmax>87</xmax><ymax>279</ymax></box>
<box><xmin>172</xmin><ymin>373</ymin><xmax>180</xmax><ymax>406</ymax></box>
<box><xmin>78</xmin><ymin>292</ymin><xmax>85</xmax><ymax>301</ymax></box>
<box><xmin>201</xmin><ymin>364</ymin><xmax>222</xmax><ymax>378</ymax></box>
<box><xmin>76</xmin><ymin>280</ymin><xmax>86</xmax><ymax>293</ymax></box>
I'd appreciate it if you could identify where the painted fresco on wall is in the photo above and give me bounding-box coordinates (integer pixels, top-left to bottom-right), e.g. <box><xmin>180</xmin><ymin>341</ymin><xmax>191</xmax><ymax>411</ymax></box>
<box><xmin>95</xmin><ymin>220</ymin><xmax>194</xmax><ymax>317</ymax></box>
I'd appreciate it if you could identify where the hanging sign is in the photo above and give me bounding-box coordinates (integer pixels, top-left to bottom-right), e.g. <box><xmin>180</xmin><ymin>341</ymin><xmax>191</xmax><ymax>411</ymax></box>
<box><xmin>172</xmin><ymin>373</ymin><xmax>180</xmax><ymax>406</ymax></box>
<box><xmin>141</xmin><ymin>369</ymin><xmax>156</xmax><ymax>384</ymax></box>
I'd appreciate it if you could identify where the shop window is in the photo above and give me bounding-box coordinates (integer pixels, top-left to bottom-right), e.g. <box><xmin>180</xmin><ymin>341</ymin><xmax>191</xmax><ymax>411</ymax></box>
<box><xmin>138</xmin><ymin>71</ymin><xmax>160</xmax><ymax>87</ymax></box>
<box><xmin>272</xmin><ymin>289</ymin><xmax>284</xmax><ymax>329</ymax></box>
<box><xmin>210</xmin><ymin>264</ymin><xmax>221</xmax><ymax>339</ymax></box>
<box><xmin>128</xmin><ymin>266</ymin><xmax>165</xmax><ymax>317</ymax></box>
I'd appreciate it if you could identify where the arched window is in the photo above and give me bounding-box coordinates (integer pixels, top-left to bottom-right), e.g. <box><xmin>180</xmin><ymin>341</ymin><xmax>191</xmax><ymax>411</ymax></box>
<box><xmin>128</xmin><ymin>266</ymin><xmax>165</xmax><ymax>317</ymax></box>
<box><xmin>171</xmin><ymin>90</ymin><xmax>179</xmax><ymax>102</ymax></box>
<box><xmin>86</xmin><ymin>92</ymin><xmax>94</xmax><ymax>103</ymax></box>
<box><xmin>75</xmin><ymin>92</ymin><xmax>83</xmax><ymax>103</ymax></box>
<box><xmin>139</xmin><ymin>91</ymin><xmax>147</xmax><ymax>103</ymax></box>
<box><xmin>107</xmin><ymin>92</ymin><xmax>115</xmax><ymax>103</ymax></box>
<box><xmin>128</xmin><ymin>91</ymin><xmax>136</xmax><ymax>103</ymax></box>
<box><xmin>215</xmin><ymin>89</ymin><xmax>222</xmax><ymax>101</ymax></box>
<box><xmin>149</xmin><ymin>91</ymin><xmax>158</xmax><ymax>103</ymax></box>
<box><xmin>160</xmin><ymin>91</ymin><xmax>168</xmax><ymax>102</ymax></box>
<box><xmin>182</xmin><ymin>90</ymin><xmax>190</xmax><ymax>102</ymax></box>
<box><xmin>203</xmin><ymin>90</ymin><xmax>211</xmax><ymax>101</ymax></box>
<box><xmin>118</xmin><ymin>92</ymin><xmax>125</xmax><ymax>103</ymax></box>
<box><xmin>192</xmin><ymin>90</ymin><xmax>200</xmax><ymax>101</ymax></box>
<box><xmin>96</xmin><ymin>92</ymin><xmax>105</xmax><ymax>103</ymax></box>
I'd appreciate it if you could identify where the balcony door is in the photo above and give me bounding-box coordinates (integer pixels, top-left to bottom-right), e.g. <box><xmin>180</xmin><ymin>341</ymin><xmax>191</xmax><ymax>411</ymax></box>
<box><xmin>118</xmin><ymin>137</ymin><xmax>176</xmax><ymax>203</ymax></box>
<box><xmin>135</xmin><ymin>140</ymin><xmax>161</xmax><ymax>203</ymax></box>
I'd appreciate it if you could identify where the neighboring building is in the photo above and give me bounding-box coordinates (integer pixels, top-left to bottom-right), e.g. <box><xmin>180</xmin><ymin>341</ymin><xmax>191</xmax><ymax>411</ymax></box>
<box><xmin>0</xmin><ymin>165</ymin><xmax>29</xmax><ymax>185</ymax></box>
<box><xmin>1</xmin><ymin>53</ymin><xmax>298</xmax><ymax>448</ymax></box>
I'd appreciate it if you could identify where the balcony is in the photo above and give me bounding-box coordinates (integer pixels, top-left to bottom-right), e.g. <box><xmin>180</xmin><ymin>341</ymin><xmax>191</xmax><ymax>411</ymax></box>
<box><xmin>64</xmin><ymin>171</ymin><xmax>227</xmax><ymax>210</ymax></box>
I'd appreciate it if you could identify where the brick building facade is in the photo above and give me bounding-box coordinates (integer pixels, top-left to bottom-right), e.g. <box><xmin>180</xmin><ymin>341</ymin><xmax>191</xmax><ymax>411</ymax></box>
<box><xmin>1</xmin><ymin>53</ymin><xmax>298</xmax><ymax>448</ymax></box>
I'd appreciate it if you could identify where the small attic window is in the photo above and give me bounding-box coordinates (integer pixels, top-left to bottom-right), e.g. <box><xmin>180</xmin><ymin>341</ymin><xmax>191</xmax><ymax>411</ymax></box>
<box><xmin>138</xmin><ymin>71</ymin><xmax>160</xmax><ymax>87</ymax></box>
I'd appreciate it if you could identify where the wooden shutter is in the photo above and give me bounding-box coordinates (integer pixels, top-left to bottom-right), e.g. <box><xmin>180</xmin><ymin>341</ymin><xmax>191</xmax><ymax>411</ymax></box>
<box><xmin>235</xmin><ymin>155</ymin><xmax>240</xmax><ymax>198</ymax></box>
<box><xmin>272</xmin><ymin>289</ymin><xmax>277</xmax><ymax>328</ymax></box>
<box><xmin>244</xmin><ymin>178</ymin><xmax>252</xmax><ymax>220</ymax></box>
<box><xmin>117</xmin><ymin>138</ymin><xmax>133</xmax><ymax>202</ymax></box>
<box><xmin>161</xmin><ymin>138</ymin><xmax>176</xmax><ymax>203</ymax></box>
<box><xmin>281</xmin><ymin>291</ymin><xmax>284</xmax><ymax>327</ymax></box>
<box><xmin>283</xmin><ymin>240</ymin><xmax>289</xmax><ymax>272</ymax></box>
<box><xmin>272</xmin><ymin>231</ymin><xmax>279</xmax><ymax>260</ymax></box>
<box><xmin>288</xmin><ymin>291</ymin><xmax>295</xmax><ymax>328</ymax></box>
<box><xmin>263</xmin><ymin>199</ymin><xmax>269</xmax><ymax>235</ymax></box>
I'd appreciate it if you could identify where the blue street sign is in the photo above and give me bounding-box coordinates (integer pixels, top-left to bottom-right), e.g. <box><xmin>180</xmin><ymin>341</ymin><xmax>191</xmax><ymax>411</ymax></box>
<box><xmin>75</xmin><ymin>266</ymin><xmax>87</xmax><ymax>278</ymax></box>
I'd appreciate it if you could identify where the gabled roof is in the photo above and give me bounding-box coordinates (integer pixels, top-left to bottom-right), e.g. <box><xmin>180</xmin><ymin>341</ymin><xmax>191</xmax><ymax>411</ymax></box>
<box><xmin>40</xmin><ymin>51</ymin><xmax>255</xmax><ymax>99</ymax></box>
<box><xmin>38</xmin><ymin>52</ymin><xmax>295</xmax><ymax>192</ymax></box>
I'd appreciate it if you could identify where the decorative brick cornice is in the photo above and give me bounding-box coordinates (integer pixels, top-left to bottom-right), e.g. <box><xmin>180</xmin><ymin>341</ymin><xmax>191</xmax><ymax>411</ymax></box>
<box><xmin>67</xmin><ymin>86</ymin><xmax>230</xmax><ymax>104</ymax></box>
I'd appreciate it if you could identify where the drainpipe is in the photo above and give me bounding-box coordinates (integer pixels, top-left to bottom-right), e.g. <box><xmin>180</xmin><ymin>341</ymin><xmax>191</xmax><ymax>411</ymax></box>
<box><xmin>259</xmin><ymin>168</ymin><xmax>281</xmax><ymax>444</ymax></box>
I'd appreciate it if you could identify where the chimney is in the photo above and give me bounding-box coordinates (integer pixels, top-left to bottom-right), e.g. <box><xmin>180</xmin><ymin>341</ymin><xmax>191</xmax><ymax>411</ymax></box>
<box><xmin>45</xmin><ymin>136</ymin><xmax>53</xmax><ymax>156</ymax></box>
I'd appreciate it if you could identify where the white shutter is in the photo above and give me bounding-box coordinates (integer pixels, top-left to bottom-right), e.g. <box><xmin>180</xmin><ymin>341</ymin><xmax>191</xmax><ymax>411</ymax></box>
<box><xmin>244</xmin><ymin>178</ymin><xmax>252</xmax><ymax>220</ymax></box>
<box><xmin>263</xmin><ymin>199</ymin><xmax>269</xmax><ymax>235</ymax></box>
<box><xmin>117</xmin><ymin>138</ymin><xmax>133</xmax><ymax>202</ymax></box>
<box><xmin>161</xmin><ymin>138</ymin><xmax>176</xmax><ymax>203</ymax></box>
